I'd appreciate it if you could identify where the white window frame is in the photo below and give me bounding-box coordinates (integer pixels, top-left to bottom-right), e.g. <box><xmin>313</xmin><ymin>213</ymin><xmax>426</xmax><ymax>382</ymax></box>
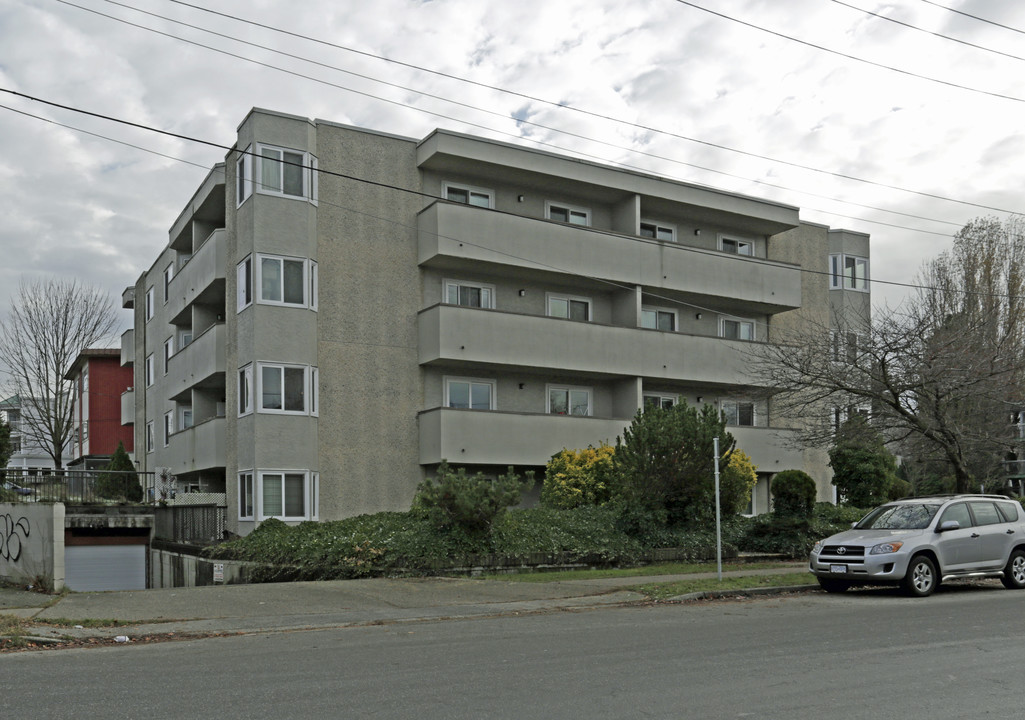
<box><xmin>444</xmin><ymin>279</ymin><xmax>496</xmax><ymax>309</ymax></box>
<box><xmin>830</xmin><ymin>254</ymin><xmax>870</xmax><ymax>291</ymax></box>
<box><xmin>546</xmin><ymin>384</ymin><xmax>593</xmax><ymax>416</ymax></box>
<box><xmin>237</xmin><ymin>255</ymin><xmax>253</xmax><ymax>312</ymax></box>
<box><xmin>145</xmin><ymin>287</ymin><xmax>155</xmax><ymax>322</ymax></box>
<box><xmin>546</xmin><ymin>292</ymin><xmax>592</xmax><ymax>322</ymax></box>
<box><xmin>163</xmin><ymin>337</ymin><xmax>174</xmax><ymax>375</ymax></box>
<box><xmin>163</xmin><ymin>411</ymin><xmax>174</xmax><ymax>447</ymax></box>
<box><xmin>641</xmin><ymin>306</ymin><xmax>678</xmax><ymax>331</ymax></box>
<box><xmin>309</xmin><ymin>261</ymin><xmax>319</xmax><ymax>312</ymax></box>
<box><xmin>145</xmin><ymin>421</ymin><xmax>154</xmax><ymax>453</ymax></box>
<box><xmin>257</xmin><ymin>469</ymin><xmax>314</xmax><ymax>521</ymax></box>
<box><xmin>238</xmin><ymin>471</ymin><xmax>254</xmax><ymax>520</ymax></box>
<box><xmin>257</xmin><ymin>254</ymin><xmax>313</xmax><ymax>309</ymax></box>
<box><xmin>179</xmin><ymin>405</ymin><xmax>193</xmax><ymax>430</ymax></box>
<box><xmin>442</xmin><ymin>182</ymin><xmax>494</xmax><ymax>209</ymax></box>
<box><xmin>640</xmin><ymin>220</ymin><xmax>676</xmax><ymax>242</ymax></box>
<box><xmin>720</xmin><ymin>317</ymin><xmax>756</xmax><ymax>341</ymax></box>
<box><xmin>145</xmin><ymin>354</ymin><xmax>155</xmax><ymax>387</ymax></box>
<box><xmin>722</xmin><ymin>400</ymin><xmax>756</xmax><ymax>427</ymax></box>
<box><xmin>257</xmin><ymin>362</ymin><xmax>314</xmax><ymax>415</ymax></box>
<box><xmin>254</xmin><ymin>143</ymin><xmax>317</xmax><ymax>203</ymax></box>
<box><xmin>719</xmin><ymin>235</ymin><xmax>754</xmax><ymax>256</ymax></box>
<box><xmin>310</xmin><ymin>367</ymin><xmax>319</xmax><ymax>417</ymax></box>
<box><xmin>444</xmin><ymin>377</ymin><xmax>496</xmax><ymax>411</ymax></box>
<box><xmin>236</xmin><ymin>145</ymin><xmax>252</xmax><ymax>207</ymax></box>
<box><xmin>163</xmin><ymin>264</ymin><xmax>174</xmax><ymax>304</ymax></box>
<box><xmin>833</xmin><ymin>404</ymin><xmax>871</xmax><ymax>433</ymax></box>
<box><xmin>546</xmin><ymin>201</ymin><xmax>591</xmax><ymax>226</ymax></box>
<box><xmin>178</xmin><ymin>329</ymin><xmax>193</xmax><ymax>349</ymax></box>
<box><xmin>238</xmin><ymin>364</ymin><xmax>253</xmax><ymax>417</ymax></box>
<box><xmin>643</xmin><ymin>393</ymin><xmax>678</xmax><ymax>409</ymax></box>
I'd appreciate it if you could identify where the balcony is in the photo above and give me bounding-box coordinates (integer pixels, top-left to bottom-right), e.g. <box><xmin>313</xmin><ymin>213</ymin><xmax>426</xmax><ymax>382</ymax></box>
<box><xmin>419</xmin><ymin>407</ymin><xmax>803</xmax><ymax>470</ymax></box>
<box><xmin>167</xmin><ymin>228</ymin><xmax>226</xmax><ymax>324</ymax></box>
<box><xmin>121</xmin><ymin>389</ymin><xmax>135</xmax><ymax>426</ymax></box>
<box><xmin>166</xmin><ymin>323</ymin><xmax>225</xmax><ymax>401</ymax></box>
<box><xmin>418</xmin><ymin>202</ymin><xmax>801</xmax><ymax>312</ymax></box>
<box><xmin>167</xmin><ymin>417</ymin><xmax>225</xmax><ymax>474</ymax></box>
<box><xmin>120</xmin><ymin>329</ymin><xmax>134</xmax><ymax>367</ymax></box>
<box><xmin>419</xmin><ymin>304</ymin><xmax>765</xmax><ymax>386</ymax></box>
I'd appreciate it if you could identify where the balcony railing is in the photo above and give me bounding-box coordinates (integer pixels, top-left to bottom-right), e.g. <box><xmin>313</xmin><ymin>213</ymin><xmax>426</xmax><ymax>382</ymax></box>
<box><xmin>154</xmin><ymin>504</ymin><xmax>226</xmax><ymax>545</ymax></box>
<box><xmin>0</xmin><ymin>469</ymin><xmax>157</xmax><ymax>505</ymax></box>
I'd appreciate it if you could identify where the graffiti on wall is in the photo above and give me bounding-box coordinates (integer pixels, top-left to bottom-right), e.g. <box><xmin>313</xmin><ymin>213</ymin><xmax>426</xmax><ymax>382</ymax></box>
<box><xmin>1</xmin><ymin>514</ymin><xmax>30</xmax><ymax>563</ymax></box>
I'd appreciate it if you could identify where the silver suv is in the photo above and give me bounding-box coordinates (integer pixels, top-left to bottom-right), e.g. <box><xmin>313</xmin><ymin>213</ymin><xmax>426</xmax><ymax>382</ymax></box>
<box><xmin>809</xmin><ymin>495</ymin><xmax>1025</xmax><ymax>597</ymax></box>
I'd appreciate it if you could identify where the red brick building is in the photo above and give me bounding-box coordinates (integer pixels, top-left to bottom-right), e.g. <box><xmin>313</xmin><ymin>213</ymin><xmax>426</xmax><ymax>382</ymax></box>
<box><xmin>66</xmin><ymin>348</ymin><xmax>134</xmax><ymax>469</ymax></box>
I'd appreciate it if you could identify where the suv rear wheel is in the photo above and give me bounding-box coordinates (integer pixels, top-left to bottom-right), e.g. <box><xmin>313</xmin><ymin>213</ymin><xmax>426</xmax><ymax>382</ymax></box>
<box><xmin>1000</xmin><ymin>549</ymin><xmax>1025</xmax><ymax>589</ymax></box>
<box><xmin>901</xmin><ymin>555</ymin><xmax>938</xmax><ymax>597</ymax></box>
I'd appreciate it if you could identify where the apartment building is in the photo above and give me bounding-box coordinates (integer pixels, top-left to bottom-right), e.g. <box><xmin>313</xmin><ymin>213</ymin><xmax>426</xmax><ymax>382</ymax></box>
<box><xmin>65</xmin><ymin>348</ymin><xmax>135</xmax><ymax>469</ymax></box>
<box><xmin>1</xmin><ymin>394</ymin><xmax>72</xmax><ymax>472</ymax></box>
<box><xmin>123</xmin><ymin>108</ymin><xmax>870</xmax><ymax>534</ymax></box>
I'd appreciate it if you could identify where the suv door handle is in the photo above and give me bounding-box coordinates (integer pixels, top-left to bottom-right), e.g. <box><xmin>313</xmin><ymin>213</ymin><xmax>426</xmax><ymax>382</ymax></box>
<box><xmin>971</xmin><ymin>533</ymin><xmax>981</xmax><ymax>538</ymax></box>
<box><xmin>1008</xmin><ymin>529</ymin><xmax>1016</xmax><ymax>534</ymax></box>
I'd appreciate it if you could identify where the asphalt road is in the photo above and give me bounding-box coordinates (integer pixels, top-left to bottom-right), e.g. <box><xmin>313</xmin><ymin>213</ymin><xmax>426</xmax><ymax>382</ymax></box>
<box><xmin>2</xmin><ymin>584</ymin><xmax>1022</xmax><ymax>719</ymax></box>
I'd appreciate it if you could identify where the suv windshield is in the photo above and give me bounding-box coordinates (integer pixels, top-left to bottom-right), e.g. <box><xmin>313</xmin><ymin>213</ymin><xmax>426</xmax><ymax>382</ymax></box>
<box><xmin>856</xmin><ymin>503</ymin><xmax>940</xmax><ymax>530</ymax></box>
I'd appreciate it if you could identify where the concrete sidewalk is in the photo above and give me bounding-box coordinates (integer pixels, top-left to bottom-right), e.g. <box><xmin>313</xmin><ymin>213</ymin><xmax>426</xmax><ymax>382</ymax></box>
<box><xmin>0</xmin><ymin>564</ymin><xmax>812</xmax><ymax>644</ymax></box>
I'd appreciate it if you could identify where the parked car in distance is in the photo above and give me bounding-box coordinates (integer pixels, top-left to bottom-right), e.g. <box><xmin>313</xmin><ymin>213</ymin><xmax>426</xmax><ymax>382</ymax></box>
<box><xmin>1</xmin><ymin>480</ymin><xmax>33</xmax><ymax>496</ymax></box>
<box><xmin>809</xmin><ymin>494</ymin><xmax>1025</xmax><ymax>597</ymax></box>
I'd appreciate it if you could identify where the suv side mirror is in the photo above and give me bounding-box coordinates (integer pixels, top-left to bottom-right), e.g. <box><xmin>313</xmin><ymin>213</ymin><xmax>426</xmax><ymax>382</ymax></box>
<box><xmin>938</xmin><ymin>520</ymin><xmax>960</xmax><ymax>532</ymax></box>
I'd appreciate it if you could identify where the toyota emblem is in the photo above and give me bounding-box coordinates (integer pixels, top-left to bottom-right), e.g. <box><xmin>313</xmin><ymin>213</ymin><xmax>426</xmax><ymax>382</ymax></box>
<box><xmin>837</xmin><ymin>547</ymin><xmax>847</xmax><ymax>555</ymax></box>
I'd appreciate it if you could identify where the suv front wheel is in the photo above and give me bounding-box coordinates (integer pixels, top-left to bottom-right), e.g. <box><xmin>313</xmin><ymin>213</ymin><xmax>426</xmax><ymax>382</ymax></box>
<box><xmin>1001</xmin><ymin>549</ymin><xmax>1025</xmax><ymax>589</ymax></box>
<box><xmin>901</xmin><ymin>555</ymin><xmax>938</xmax><ymax>597</ymax></box>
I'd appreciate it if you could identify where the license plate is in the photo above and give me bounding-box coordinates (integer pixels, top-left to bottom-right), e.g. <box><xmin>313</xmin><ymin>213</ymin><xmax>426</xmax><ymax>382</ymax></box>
<box><xmin>830</xmin><ymin>564</ymin><xmax>848</xmax><ymax>574</ymax></box>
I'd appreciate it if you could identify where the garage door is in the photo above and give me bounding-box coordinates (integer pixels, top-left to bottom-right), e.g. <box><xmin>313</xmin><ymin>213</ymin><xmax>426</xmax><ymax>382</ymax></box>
<box><xmin>65</xmin><ymin>545</ymin><xmax>146</xmax><ymax>591</ymax></box>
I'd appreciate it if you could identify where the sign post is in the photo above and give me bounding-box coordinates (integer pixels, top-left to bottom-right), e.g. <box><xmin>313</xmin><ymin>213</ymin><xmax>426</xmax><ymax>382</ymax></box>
<box><xmin>714</xmin><ymin>436</ymin><xmax>722</xmax><ymax>582</ymax></box>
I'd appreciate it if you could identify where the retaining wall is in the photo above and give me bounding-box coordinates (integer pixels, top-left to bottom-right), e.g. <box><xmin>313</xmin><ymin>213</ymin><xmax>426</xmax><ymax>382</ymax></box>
<box><xmin>0</xmin><ymin>502</ymin><xmax>65</xmax><ymax>591</ymax></box>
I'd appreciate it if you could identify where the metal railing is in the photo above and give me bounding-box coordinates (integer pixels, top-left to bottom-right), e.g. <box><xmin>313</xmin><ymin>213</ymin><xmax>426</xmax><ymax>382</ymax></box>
<box><xmin>154</xmin><ymin>504</ymin><xmax>226</xmax><ymax>544</ymax></box>
<box><xmin>0</xmin><ymin>468</ymin><xmax>157</xmax><ymax>505</ymax></box>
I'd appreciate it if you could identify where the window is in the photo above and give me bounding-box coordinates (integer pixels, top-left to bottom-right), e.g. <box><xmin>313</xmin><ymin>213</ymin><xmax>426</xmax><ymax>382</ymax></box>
<box><xmin>260</xmin><ymin>471</ymin><xmax>310</xmax><ymax>520</ymax></box>
<box><xmin>239</xmin><ymin>364</ymin><xmax>253</xmax><ymax>416</ymax></box>
<box><xmin>969</xmin><ymin>502</ymin><xmax>1002</xmax><ymax>527</ymax></box>
<box><xmin>641</xmin><ymin>307</ymin><xmax>677</xmax><ymax>331</ymax></box>
<box><xmin>163</xmin><ymin>264</ymin><xmax>174</xmax><ymax>303</ymax></box>
<box><xmin>310</xmin><ymin>368</ymin><xmax>318</xmax><ymax>417</ymax></box>
<box><xmin>720</xmin><ymin>318</ymin><xmax>755</xmax><ymax>341</ymax></box>
<box><xmin>238</xmin><ymin>472</ymin><xmax>254</xmax><ymax>520</ymax></box>
<box><xmin>832</xmin><ymin>405</ymin><xmax>871</xmax><ymax>433</ymax></box>
<box><xmin>237</xmin><ymin>256</ymin><xmax>253</xmax><ymax>311</ymax></box>
<box><xmin>445</xmin><ymin>378</ymin><xmax>495</xmax><ymax>410</ymax></box>
<box><xmin>145</xmin><ymin>421</ymin><xmax>154</xmax><ymax>453</ymax></box>
<box><xmin>445</xmin><ymin>280</ymin><xmax>495</xmax><ymax>309</ymax></box>
<box><xmin>548</xmin><ymin>385</ymin><xmax>592</xmax><ymax>416</ymax></box>
<box><xmin>640</xmin><ymin>221</ymin><xmax>675</xmax><ymax>242</ymax></box>
<box><xmin>830</xmin><ymin>254</ymin><xmax>869</xmax><ymax>291</ymax></box>
<box><xmin>720</xmin><ymin>236</ymin><xmax>754</xmax><ymax>256</ymax></box>
<box><xmin>236</xmin><ymin>145</ymin><xmax>252</xmax><ymax>206</ymax></box>
<box><xmin>163</xmin><ymin>411</ymin><xmax>174</xmax><ymax>447</ymax></box>
<box><xmin>258</xmin><ymin>363</ymin><xmax>314</xmax><ymax>414</ymax></box>
<box><xmin>178</xmin><ymin>328</ymin><xmax>193</xmax><ymax>348</ymax></box>
<box><xmin>180</xmin><ymin>406</ymin><xmax>193</xmax><ymax>430</ymax></box>
<box><xmin>547</xmin><ymin>293</ymin><xmax>591</xmax><ymax>321</ymax></box>
<box><xmin>546</xmin><ymin>202</ymin><xmax>590</xmax><ymax>226</ymax></box>
<box><xmin>145</xmin><ymin>354</ymin><xmax>154</xmax><ymax>387</ymax></box>
<box><xmin>258</xmin><ymin>254</ymin><xmax>316</xmax><ymax>308</ymax></box>
<box><xmin>163</xmin><ymin>338</ymin><xmax>174</xmax><ymax>375</ymax></box>
<box><xmin>644</xmin><ymin>394</ymin><xmax>678</xmax><ymax>409</ymax></box>
<box><xmin>256</xmin><ymin>144</ymin><xmax>317</xmax><ymax>202</ymax></box>
<box><xmin>939</xmin><ymin>502</ymin><xmax>971</xmax><ymax>528</ymax></box>
<box><xmin>145</xmin><ymin>287</ymin><xmax>155</xmax><ymax>322</ymax></box>
<box><xmin>722</xmin><ymin>400</ymin><xmax>755</xmax><ymax>426</ymax></box>
<box><xmin>443</xmin><ymin>182</ymin><xmax>493</xmax><ymax>208</ymax></box>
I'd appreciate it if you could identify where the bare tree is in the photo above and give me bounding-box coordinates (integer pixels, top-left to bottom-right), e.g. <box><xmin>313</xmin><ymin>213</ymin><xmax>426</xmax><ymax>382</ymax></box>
<box><xmin>0</xmin><ymin>278</ymin><xmax>118</xmax><ymax>468</ymax></box>
<box><xmin>751</xmin><ymin>217</ymin><xmax>1025</xmax><ymax>493</ymax></box>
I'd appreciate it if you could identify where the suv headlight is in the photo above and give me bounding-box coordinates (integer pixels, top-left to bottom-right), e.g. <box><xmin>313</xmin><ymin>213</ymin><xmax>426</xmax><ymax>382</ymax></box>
<box><xmin>870</xmin><ymin>541</ymin><xmax>904</xmax><ymax>555</ymax></box>
<box><xmin>811</xmin><ymin>540</ymin><xmax>823</xmax><ymax>554</ymax></box>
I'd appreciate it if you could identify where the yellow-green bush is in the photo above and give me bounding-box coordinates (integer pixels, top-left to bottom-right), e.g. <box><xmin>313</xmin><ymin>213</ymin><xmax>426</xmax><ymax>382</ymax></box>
<box><xmin>542</xmin><ymin>444</ymin><xmax>617</xmax><ymax>509</ymax></box>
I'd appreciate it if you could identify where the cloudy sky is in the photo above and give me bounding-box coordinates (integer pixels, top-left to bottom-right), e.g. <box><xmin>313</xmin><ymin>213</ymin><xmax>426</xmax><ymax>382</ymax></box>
<box><xmin>1</xmin><ymin>0</ymin><xmax>1024</xmax><ymax>332</ymax></box>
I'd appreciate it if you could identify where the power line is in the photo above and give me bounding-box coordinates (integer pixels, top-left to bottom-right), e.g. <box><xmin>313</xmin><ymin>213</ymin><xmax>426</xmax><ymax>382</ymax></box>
<box><xmin>1</xmin><ymin>88</ymin><xmax>971</xmax><ymax>305</ymax></box>
<box><xmin>919</xmin><ymin>0</ymin><xmax>1025</xmax><ymax>36</ymax></box>
<box><xmin>832</xmin><ymin>0</ymin><xmax>1025</xmax><ymax>63</ymax></box>
<box><xmin>85</xmin><ymin>0</ymin><xmax>1013</xmax><ymax>220</ymax></box>
<box><xmin>673</xmin><ymin>0</ymin><xmax>1025</xmax><ymax>104</ymax></box>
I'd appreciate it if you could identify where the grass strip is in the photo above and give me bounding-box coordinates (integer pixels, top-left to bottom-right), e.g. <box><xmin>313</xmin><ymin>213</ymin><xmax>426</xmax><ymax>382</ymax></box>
<box><xmin>631</xmin><ymin>571</ymin><xmax>815</xmax><ymax>600</ymax></box>
<box><xmin>483</xmin><ymin>561</ymin><xmax>798</xmax><ymax>582</ymax></box>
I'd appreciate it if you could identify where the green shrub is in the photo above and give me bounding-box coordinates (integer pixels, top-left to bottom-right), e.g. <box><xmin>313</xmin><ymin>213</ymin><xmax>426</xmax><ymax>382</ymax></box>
<box><xmin>491</xmin><ymin>505</ymin><xmax>641</xmax><ymax>560</ymax></box>
<box><xmin>541</xmin><ymin>444</ymin><xmax>617</xmax><ymax>509</ymax></box>
<box><xmin>411</xmin><ymin>462</ymin><xmax>530</xmax><ymax>539</ymax></box>
<box><xmin>772</xmin><ymin>470</ymin><xmax>817</xmax><ymax>518</ymax></box>
<box><xmin>94</xmin><ymin>441</ymin><xmax>143</xmax><ymax>502</ymax></box>
<box><xmin>740</xmin><ymin>515</ymin><xmax>815</xmax><ymax>557</ymax></box>
<box><xmin>812</xmin><ymin>502</ymin><xmax>865</xmax><ymax>526</ymax></box>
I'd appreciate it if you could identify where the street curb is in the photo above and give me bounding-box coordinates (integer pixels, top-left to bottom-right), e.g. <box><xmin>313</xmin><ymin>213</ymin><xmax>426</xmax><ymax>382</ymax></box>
<box><xmin>666</xmin><ymin>584</ymin><xmax>820</xmax><ymax>602</ymax></box>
